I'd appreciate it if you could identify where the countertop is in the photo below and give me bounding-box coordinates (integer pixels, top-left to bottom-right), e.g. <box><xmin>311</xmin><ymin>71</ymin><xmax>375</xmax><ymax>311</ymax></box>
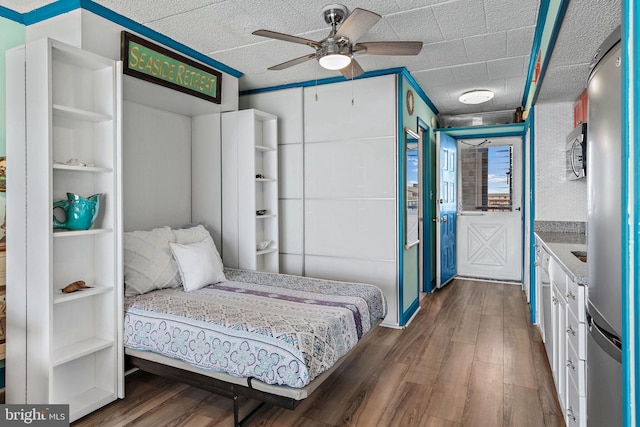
<box><xmin>535</xmin><ymin>231</ymin><xmax>588</xmax><ymax>285</ymax></box>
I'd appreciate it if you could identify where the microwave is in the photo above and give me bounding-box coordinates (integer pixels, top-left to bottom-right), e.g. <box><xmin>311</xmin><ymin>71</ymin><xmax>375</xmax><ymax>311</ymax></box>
<box><xmin>566</xmin><ymin>123</ymin><xmax>587</xmax><ymax>180</ymax></box>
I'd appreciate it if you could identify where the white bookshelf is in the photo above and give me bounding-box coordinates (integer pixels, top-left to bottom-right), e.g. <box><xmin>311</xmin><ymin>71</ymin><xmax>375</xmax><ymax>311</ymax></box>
<box><xmin>222</xmin><ymin>109</ymin><xmax>279</xmax><ymax>272</ymax></box>
<box><xmin>6</xmin><ymin>38</ymin><xmax>123</xmax><ymax>420</ymax></box>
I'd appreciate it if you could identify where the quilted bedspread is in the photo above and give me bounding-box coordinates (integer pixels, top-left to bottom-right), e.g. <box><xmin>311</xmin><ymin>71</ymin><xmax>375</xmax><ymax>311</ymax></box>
<box><xmin>124</xmin><ymin>269</ymin><xmax>386</xmax><ymax>388</ymax></box>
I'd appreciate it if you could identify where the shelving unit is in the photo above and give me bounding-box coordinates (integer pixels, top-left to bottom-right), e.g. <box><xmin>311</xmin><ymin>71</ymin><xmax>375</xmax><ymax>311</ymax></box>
<box><xmin>222</xmin><ymin>109</ymin><xmax>279</xmax><ymax>273</ymax></box>
<box><xmin>6</xmin><ymin>38</ymin><xmax>122</xmax><ymax>421</ymax></box>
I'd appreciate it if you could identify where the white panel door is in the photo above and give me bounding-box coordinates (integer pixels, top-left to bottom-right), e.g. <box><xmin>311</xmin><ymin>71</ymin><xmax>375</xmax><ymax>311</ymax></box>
<box><xmin>457</xmin><ymin>137</ymin><xmax>522</xmax><ymax>281</ymax></box>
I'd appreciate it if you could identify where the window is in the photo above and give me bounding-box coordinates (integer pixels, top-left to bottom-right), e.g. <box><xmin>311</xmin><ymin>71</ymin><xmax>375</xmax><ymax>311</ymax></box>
<box><xmin>459</xmin><ymin>143</ymin><xmax>513</xmax><ymax>211</ymax></box>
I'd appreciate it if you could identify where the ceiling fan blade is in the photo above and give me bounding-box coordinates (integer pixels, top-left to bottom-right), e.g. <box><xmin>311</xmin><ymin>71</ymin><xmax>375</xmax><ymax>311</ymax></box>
<box><xmin>252</xmin><ymin>30</ymin><xmax>321</xmax><ymax>49</ymax></box>
<box><xmin>340</xmin><ymin>58</ymin><xmax>365</xmax><ymax>79</ymax></box>
<box><xmin>354</xmin><ymin>41</ymin><xmax>423</xmax><ymax>56</ymax></box>
<box><xmin>267</xmin><ymin>53</ymin><xmax>316</xmax><ymax>71</ymax></box>
<box><xmin>335</xmin><ymin>8</ymin><xmax>381</xmax><ymax>43</ymax></box>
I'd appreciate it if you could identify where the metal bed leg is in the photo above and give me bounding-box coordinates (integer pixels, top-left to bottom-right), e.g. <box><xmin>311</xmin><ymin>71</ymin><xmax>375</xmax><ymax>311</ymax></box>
<box><xmin>232</xmin><ymin>394</ymin><xmax>268</xmax><ymax>427</ymax></box>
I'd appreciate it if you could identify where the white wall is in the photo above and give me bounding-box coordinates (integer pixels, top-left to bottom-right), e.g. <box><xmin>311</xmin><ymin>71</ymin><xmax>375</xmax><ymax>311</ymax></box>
<box><xmin>122</xmin><ymin>101</ymin><xmax>192</xmax><ymax>231</ymax></box>
<box><xmin>241</xmin><ymin>75</ymin><xmax>400</xmax><ymax>326</ymax></box>
<box><xmin>534</xmin><ymin>102</ymin><xmax>588</xmax><ymax>222</ymax></box>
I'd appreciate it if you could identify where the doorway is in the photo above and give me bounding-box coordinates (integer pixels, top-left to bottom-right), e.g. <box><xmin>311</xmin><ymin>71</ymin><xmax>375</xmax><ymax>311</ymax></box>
<box><xmin>456</xmin><ymin>137</ymin><xmax>523</xmax><ymax>281</ymax></box>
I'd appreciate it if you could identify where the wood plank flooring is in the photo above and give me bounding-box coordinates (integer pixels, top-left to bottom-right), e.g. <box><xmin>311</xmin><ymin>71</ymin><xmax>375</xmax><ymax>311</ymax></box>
<box><xmin>73</xmin><ymin>279</ymin><xmax>565</xmax><ymax>427</ymax></box>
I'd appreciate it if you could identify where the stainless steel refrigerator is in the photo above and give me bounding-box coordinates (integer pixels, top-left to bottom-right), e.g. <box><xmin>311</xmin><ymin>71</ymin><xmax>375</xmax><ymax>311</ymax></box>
<box><xmin>586</xmin><ymin>26</ymin><xmax>622</xmax><ymax>426</ymax></box>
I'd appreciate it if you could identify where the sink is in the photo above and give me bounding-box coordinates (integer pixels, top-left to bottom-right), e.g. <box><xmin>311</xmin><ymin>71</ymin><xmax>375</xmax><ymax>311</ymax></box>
<box><xmin>571</xmin><ymin>250</ymin><xmax>587</xmax><ymax>263</ymax></box>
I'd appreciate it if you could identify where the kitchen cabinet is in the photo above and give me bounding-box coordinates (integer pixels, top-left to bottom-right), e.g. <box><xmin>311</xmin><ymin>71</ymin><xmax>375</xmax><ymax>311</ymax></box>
<box><xmin>534</xmin><ymin>238</ymin><xmax>553</xmax><ymax>363</ymax></box>
<box><xmin>6</xmin><ymin>38</ymin><xmax>123</xmax><ymax>421</ymax></box>
<box><xmin>549</xmin><ymin>256</ymin><xmax>587</xmax><ymax>426</ymax></box>
<box><xmin>222</xmin><ymin>109</ymin><xmax>279</xmax><ymax>272</ymax></box>
<box><xmin>573</xmin><ymin>89</ymin><xmax>588</xmax><ymax>128</ymax></box>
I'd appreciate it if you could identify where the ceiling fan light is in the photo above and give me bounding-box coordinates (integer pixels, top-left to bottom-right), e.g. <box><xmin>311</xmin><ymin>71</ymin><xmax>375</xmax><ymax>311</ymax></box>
<box><xmin>459</xmin><ymin>89</ymin><xmax>494</xmax><ymax>104</ymax></box>
<box><xmin>319</xmin><ymin>53</ymin><xmax>352</xmax><ymax>70</ymax></box>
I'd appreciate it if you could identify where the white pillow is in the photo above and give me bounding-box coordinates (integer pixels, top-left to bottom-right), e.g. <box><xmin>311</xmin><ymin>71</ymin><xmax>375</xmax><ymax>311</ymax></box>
<box><xmin>123</xmin><ymin>226</ymin><xmax>178</xmax><ymax>296</ymax></box>
<box><xmin>172</xmin><ymin>224</ymin><xmax>212</xmax><ymax>244</ymax></box>
<box><xmin>169</xmin><ymin>236</ymin><xmax>226</xmax><ymax>292</ymax></box>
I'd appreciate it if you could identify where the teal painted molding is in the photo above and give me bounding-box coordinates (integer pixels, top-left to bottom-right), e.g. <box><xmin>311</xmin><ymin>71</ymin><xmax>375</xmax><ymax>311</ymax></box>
<box><xmin>401</xmin><ymin>298</ymin><xmax>420</xmax><ymax>326</ymax></box>
<box><xmin>522</xmin><ymin>0</ymin><xmax>550</xmax><ymax>106</ymax></box>
<box><xmin>397</xmin><ymin>77</ymin><xmax>405</xmax><ymax>326</ymax></box>
<box><xmin>0</xmin><ymin>5</ymin><xmax>23</xmax><ymax>23</ymax></box>
<box><xmin>1</xmin><ymin>0</ymin><xmax>243</xmax><ymax>78</ymax></box>
<box><xmin>400</xmin><ymin>68</ymin><xmax>439</xmax><ymax>115</ymax></box>
<box><xmin>622</xmin><ymin>2</ymin><xmax>639</xmax><ymax>425</ymax></box>
<box><xmin>529</xmin><ymin>0</ymin><xmax>570</xmax><ymax>106</ymax></box>
<box><xmin>436</xmin><ymin>123</ymin><xmax>526</xmax><ymax>139</ymax></box>
<box><xmin>528</xmin><ymin>108</ymin><xmax>537</xmax><ymax>324</ymax></box>
<box><xmin>241</xmin><ymin>67</ymin><xmax>441</xmax><ymax>116</ymax></box>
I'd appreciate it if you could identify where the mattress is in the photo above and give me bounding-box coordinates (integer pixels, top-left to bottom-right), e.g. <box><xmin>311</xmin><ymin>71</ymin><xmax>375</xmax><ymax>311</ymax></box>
<box><xmin>124</xmin><ymin>268</ymin><xmax>386</xmax><ymax>388</ymax></box>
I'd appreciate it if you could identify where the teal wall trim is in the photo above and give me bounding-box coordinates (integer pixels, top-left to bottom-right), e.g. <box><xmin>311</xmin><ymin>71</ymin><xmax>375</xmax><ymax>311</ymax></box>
<box><xmin>241</xmin><ymin>67</ymin><xmax>440</xmax><ymax>116</ymax></box>
<box><xmin>528</xmin><ymin>0</ymin><xmax>569</xmax><ymax>105</ymax></box>
<box><xmin>527</xmin><ymin>109</ymin><xmax>537</xmax><ymax>324</ymax></box>
<box><xmin>437</xmin><ymin>123</ymin><xmax>525</xmax><ymax>139</ymax></box>
<box><xmin>417</xmin><ymin>117</ymin><xmax>433</xmax><ymax>294</ymax></box>
<box><xmin>0</xmin><ymin>5</ymin><xmax>23</xmax><ymax>23</ymax></box>
<box><xmin>397</xmin><ymin>77</ymin><xmax>405</xmax><ymax>325</ymax></box>
<box><xmin>622</xmin><ymin>2</ymin><xmax>639</xmax><ymax>425</ymax></box>
<box><xmin>1</xmin><ymin>0</ymin><xmax>243</xmax><ymax>78</ymax></box>
<box><xmin>400</xmin><ymin>68</ymin><xmax>439</xmax><ymax>115</ymax></box>
<box><xmin>522</xmin><ymin>0</ymin><xmax>550</xmax><ymax>106</ymax></box>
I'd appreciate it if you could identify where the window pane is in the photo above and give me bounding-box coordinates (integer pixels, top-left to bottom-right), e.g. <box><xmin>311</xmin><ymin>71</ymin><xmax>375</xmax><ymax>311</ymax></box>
<box><xmin>460</xmin><ymin>144</ymin><xmax>513</xmax><ymax>211</ymax></box>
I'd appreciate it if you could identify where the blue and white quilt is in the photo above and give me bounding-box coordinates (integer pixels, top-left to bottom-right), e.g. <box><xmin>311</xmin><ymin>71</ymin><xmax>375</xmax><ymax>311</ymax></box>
<box><xmin>124</xmin><ymin>268</ymin><xmax>386</xmax><ymax>388</ymax></box>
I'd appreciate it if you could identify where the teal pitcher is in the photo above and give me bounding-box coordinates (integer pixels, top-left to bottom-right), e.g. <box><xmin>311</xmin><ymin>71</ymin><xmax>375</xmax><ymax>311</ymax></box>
<box><xmin>53</xmin><ymin>193</ymin><xmax>102</xmax><ymax>230</ymax></box>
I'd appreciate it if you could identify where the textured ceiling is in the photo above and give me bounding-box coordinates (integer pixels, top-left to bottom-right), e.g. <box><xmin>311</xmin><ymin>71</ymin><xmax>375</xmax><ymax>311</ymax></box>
<box><xmin>1</xmin><ymin>0</ymin><xmax>622</xmax><ymax>115</ymax></box>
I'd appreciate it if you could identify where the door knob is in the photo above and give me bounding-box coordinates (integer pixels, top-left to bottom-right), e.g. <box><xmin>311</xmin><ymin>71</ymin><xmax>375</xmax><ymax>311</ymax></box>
<box><xmin>441</xmin><ymin>216</ymin><xmax>448</xmax><ymax>223</ymax></box>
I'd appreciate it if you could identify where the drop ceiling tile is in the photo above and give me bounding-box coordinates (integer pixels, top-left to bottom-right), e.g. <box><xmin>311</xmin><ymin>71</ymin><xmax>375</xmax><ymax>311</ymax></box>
<box><xmin>2</xmin><ymin>0</ymin><xmax>52</xmax><ymax>13</ymax></box>
<box><xmin>412</xmin><ymin>68</ymin><xmax>458</xmax><ymax>87</ymax></box>
<box><xmin>485</xmin><ymin>0</ymin><xmax>539</xmax><ymax>32</ymax></box>
<box><xmin>94</xmin><ymin>0</ymin><xmax>217</xmax><ymax>24</ymax></box>
<box><xmin>507</xmin><ymin>26</ymin><xmax>536</xmax><ymax>57</ymax></box>
<box><xmin>487</xmin><ymin>56</ymin><xmax>526</xmax><ymax>80</ymax></box>
<box><xmin>432</xmin><ymin>0</ymin><xmax>487</xmax><ymax>40</ymax></box>
<box><xmin>425</xmin><ymin>39</ymin><xmax>468</xmax><ymax>68</ymax></box>
<box><xmin>451</xmin><ymin>62</ymin><xmax>489</xmax><ymax>85</ymax></box>
<box><xmin>284</xmin><ymin>0</ymin><xmax>402</xmax><ymax>26</ymax></box>
<box><xmin>385</xmin><ymin>7</ymin><xmax>443</xmax><ymax>43</ymax></box>
<box><xmin>464</xmin><ymin>32</ymin><xmax>506</xmax><ymax>63</ymax></box>
<box><xmin>536</xmin><ymin>64</ymin><xmax>589</xmax><ymax>103</ymax></box>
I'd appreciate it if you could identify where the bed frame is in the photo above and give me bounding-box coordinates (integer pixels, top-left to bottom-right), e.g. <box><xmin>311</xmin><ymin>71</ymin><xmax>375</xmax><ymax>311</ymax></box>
<box><xmin>125</xmin><ymin>319</ymin><xmax>382</xmax><ymax>427</ymax></box>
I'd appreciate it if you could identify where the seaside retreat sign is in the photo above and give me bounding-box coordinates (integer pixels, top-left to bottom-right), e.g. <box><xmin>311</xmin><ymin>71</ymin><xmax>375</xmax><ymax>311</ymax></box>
<box><xmin>121</xmin><ymin>31</ymin><xmax>222</xmax><ymax>103</ymax></box>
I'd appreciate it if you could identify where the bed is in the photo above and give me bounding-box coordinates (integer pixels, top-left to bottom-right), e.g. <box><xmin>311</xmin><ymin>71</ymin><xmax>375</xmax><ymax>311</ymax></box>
<box><xmin>121</xmin><ymin>225</ymin><xmax>387</xmax><ymax>426</ymax></box>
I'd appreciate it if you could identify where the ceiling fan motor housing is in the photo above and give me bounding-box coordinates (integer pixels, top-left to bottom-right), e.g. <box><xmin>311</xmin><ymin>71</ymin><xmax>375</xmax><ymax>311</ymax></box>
<box><xmin>322</xmin><ymin>4</ymin><xmax>348</xmax><ymax>26</ymax></box>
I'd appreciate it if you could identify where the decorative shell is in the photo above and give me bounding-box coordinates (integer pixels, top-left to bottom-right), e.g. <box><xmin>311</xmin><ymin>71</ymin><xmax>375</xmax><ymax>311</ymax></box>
<box><xmin>61</xmin><ymin>280</ymin><xmax>92</xmax><ymax>293</ymax></box>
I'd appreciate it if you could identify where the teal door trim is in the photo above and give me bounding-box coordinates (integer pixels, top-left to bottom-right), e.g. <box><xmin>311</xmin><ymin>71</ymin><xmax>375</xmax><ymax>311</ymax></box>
<box><xmin>417</xmin><ymin>118</ymin><xmax>433</xmax><ymax>293</ymax></box>
<box><xmin>621</xmin><ymin>4</ymin><xmax>639</xmax><ymax>425</ymax></box>
<box><xmin>527</xmin><ymin>109</ymin><xmax>537</xmax><ymax>324</ymax></box>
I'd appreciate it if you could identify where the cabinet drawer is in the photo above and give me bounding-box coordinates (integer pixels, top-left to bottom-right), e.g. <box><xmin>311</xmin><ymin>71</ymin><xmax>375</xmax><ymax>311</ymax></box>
<box><xmin>566</xmin><ymin>308</ymin><xmax>586</xmax><ymax>360</ymax></box>
<box><xmin>566</xmin><ymin>279</ymin><xmax>585</xmax><ymax>323</ymax></box>
<box><xmin>549</xmin><ymin>257</ymin><xmax>567</xmax><ymax>296</ymax></box>
<box><xmin>566</xmin><ymin>338</ymin><xmax>586</xmax><ymax>397</ymax></box>
<box><xmin>566</xmin><ymin>369</ymin><xmax>587</xmax><ymax>427</ymax></box>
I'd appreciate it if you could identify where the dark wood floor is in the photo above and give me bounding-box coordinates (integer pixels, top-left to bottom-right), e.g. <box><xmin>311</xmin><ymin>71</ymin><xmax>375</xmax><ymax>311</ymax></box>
<box><xmin>74</xmin><ymin>279</ymin><xmax>565</xmax><ymax>427</ymax></box>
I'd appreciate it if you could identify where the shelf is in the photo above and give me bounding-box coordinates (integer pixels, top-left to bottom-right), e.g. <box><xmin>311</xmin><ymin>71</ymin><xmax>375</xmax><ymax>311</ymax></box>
<box><xmin>53</xmin><ymin>228</ymin><xmax>112</xmax><ymax>238</ymax></box>
<box><xmin>53</xmin><ymin>164</ymin><xmax>113</xmax><ymax>173</ymax></box>
<box><xmin>53</xmin><ymin>104</ymin><xmax>112</xmax><ymax>122</ymax></box>
<box><xmin>255</xmin><ymin>145</ymin><xmax>276</xmax><ymax>152</ymax></box>
<box><xmin>256</xmin><ymin>214</ymin><xmax>277</xmax><ymax>219</ymax></box>
<box><xmin>54</xmin><ymin>285</ymin><xmax>112</xmax><ymax>304</ymax></box>
<box><xmin>257</xmin><ymin>247</ymin><xmax>278</xmax><ymax>256</ymax></box>
<box><xmin>66</xmin><ymin>387</ymin><xmax>115</xmax><ymax>422</ymax></box>
<box><xmin>53</xmin><ymin>337</ymin><xmax>114</xmax><ymax>367</ymax></box>
<box><xmin>256</xmin><ymin>178</ymin><xmax>276</xmax><ymax>182</ymax></box>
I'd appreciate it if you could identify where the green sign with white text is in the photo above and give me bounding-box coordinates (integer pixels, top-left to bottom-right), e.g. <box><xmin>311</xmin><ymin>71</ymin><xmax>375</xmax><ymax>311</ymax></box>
<box><xmin>121</xmin><ymin>31</ymin><xmax>221</xmax><ymax>103</ymax></box>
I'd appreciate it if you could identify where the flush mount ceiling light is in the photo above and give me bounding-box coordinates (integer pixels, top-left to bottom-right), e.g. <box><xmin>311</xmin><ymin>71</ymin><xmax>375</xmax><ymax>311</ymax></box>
<box><xmin>459</xmin><ymin>89</ymin><xmax>494</xmax><ymax>104</ymax></box>
<box><xmin>319</xmin><ymin>53</ymin><xmax>352</xmax><ymax>70</ymax></box>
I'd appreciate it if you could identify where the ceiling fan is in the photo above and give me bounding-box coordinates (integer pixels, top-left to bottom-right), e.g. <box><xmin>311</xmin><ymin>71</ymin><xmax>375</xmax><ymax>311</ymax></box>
<box><xmin>252</xmin><ymin>4</ymin><xmax>423</xmax><ymax>78</ymax></box>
